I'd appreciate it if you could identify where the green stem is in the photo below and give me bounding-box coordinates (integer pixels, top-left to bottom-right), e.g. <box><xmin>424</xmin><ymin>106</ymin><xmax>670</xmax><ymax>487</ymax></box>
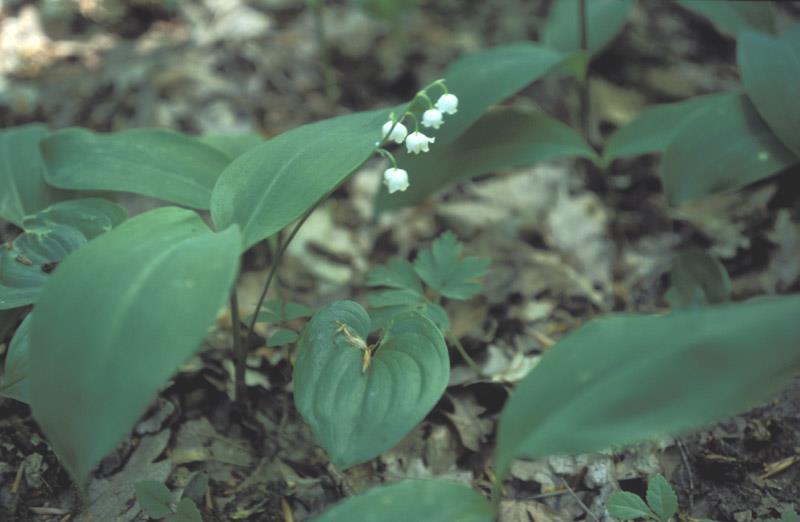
<box><xmin>230</xmin><ymin>291</ymin><xmax>246</xmax><ymax>403</ymax></box>
<box><xmin>243</xmin><ymin>204</ymin><xmax>318</xmax><ymax>348</ymax></box>
<box><xmin>311</xmin><ymin>0</ymin><xmax>338</xmax><ymax>104</ymax></box>
<box><xmin>578</xmin><ymin>0</ymin><xmax>590</xmax><ymax>141</ymax></box>
<box><xmin>446</xmin><ymin>332</ymin><xmax>481</xmax><ymax>374</ymax></box>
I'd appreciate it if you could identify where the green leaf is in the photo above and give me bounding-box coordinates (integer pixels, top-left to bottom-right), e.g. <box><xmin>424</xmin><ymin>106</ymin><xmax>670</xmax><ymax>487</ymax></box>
<box><xmin>368</xmin><ymin>299</ymin><xmax>450</xmax><ymax>333</ymax></box>
<box><xmin>249</xmin><ymin>299</ymin><xmax>313</xmax><ymax>324</ymax></box>
<box><xmin>0</xmin><ymin>198</ymin><xmax>127</xmax><ymax>310</ymax></box>
<box><xmin>602</xmin><ymin>93</ymin><xmax>730</xmax><ymax>163</ymax></box>
<box><xmin>413</xmin><ymin>231</ymin><xmax>489</xmax><ymax>300</ymax></box>
<box><xmin>267</xmin><ymin>328</ymin><xmax>299</xmax><ymax>347</ymax></box>
<box><xmin>167</xmin><ymin>498</ymin><xmax>203</xmax><ymax>522</ymax></box>
<box><xmin>677</xmin><ymin>0</ymin><xmax>775</xmax><ymax>36</ymax></box>
<box><xmin>495</xmin><ymin>295</ymin><xmax>800</xmax><ymax>478</ymax></box>
<box><xmin>29</xmin><ymin>207</ymin><xmax>241</xmax><ymax>486</ymax></box>
<box><xmin>135</xmin><ymin>480</ymin><xmax>174</xmax><ymax>519</ymax></box>
<box><xmin>211</xmin><ymin>108</ymin><xmax>391</xmax><ymax>250</ymax></box>
<box><xmin>41</xmin><ymin>128</ymin><xmax>231</xmax><ymax>209</ymax></box>
<box><xmin>199</xmin><ymin>132</ymin><xmax>265</xmax><ymax>159</ymax></box>
<box><xmin>738</xmin><ymin>27</ymin><xmax>800</xmax><ymax>157</ymax></box>
<box><xmin>774</xmin><ymin>509</ymin><xmax>800</xmax><ymax>522</ymax></box>
<box><xmin>542</xmin><ymin>0</ymin><xmax>633</xmax><ymax>55</ymax></box>
<box><xmin>0</xmin><ymin>313</ymin><xmax>32</xmax><ymax>403</ymax></box>
<box><xmin>314</xmin><ymin>479</ymin><xmax>494</xmax><ymax>522</ymax></box>
<box><xmin>367</xmin><ymin>258</ymin><xmax>422</xmax><ymax>294</ymax></box>
<box><xmin>423</xmin><ymin>43</ymin><xmax>566</xmax><ymax>148</ymax></box>
<box><xmin>380</xmin><ymin>107</ymin><xmax>597</xmax><ymax>210</ymax></box>
<box><xmin>646</xmin><ymin>474</ymin><xmax>678</xmax><ymax>521</ymax></box>
<box><xmin>607</xmin><ymin>492</ymin><xmax>657</xmax><ymax>521</ymax></box>
<box><xmin>294</xmin><ymin>301</ymin><xmax>449</xmax><ymax>469</ymax></box>
<box><xmin>665</xmin><ymin>248</ymin><xmax>731</xmax><ymax>310</ymax></box>
<box><xmin>661</xmin><ymin>93</ymin><xmax>799</xmax><ymax>206</ymax></box>
<box><xmin>0</xmin><ymin>124</ymin><xmax>70</xmax><ymax>226</ymax></box>
<box><xmin>181</xmin><ymin>472</ymin><xmax>208</xmax><ymax>505</ymax></box>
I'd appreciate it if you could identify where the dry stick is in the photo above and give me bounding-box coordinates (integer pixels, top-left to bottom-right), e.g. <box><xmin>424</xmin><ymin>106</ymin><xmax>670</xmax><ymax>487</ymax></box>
<box><xmin>561</xmin><ymin>477</ymin><xmax>600</xmax><ymax>522</ymax></box>
<box><xmin>677</xmin><ymin>439</ymin><xmax>696</xmax><ymax>513</ymax></box>
<box><xmin>230</xmin><ymin>292</ymin><xmax>246</xmax><ymax>403</ymax></box>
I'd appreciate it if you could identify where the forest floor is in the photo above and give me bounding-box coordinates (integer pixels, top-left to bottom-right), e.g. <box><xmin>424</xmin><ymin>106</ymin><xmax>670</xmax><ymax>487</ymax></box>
<box><xmin>1</xmin><ymin>0</ymin><xmax>799</xmax><ymax>520</ymax></box>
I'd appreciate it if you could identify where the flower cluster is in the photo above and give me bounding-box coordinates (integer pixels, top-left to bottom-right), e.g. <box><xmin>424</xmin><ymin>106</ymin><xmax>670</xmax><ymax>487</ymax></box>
<box><xmin>377</xmin><ymin>80</ymin><xmax>459</xmax><ymax>194</ymax></box>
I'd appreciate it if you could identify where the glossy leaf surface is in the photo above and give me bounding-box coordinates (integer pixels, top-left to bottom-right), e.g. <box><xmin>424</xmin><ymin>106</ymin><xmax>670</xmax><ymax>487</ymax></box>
<box><xmin>0</xmin><ymin>198</ymin><xmax>127</xmax><ymax>310</ymax></box>
<box><xmin>294</xmin><ymin>301</ymin><xmax>449</xmax><ymax>469</ymax></box>
<box><xmin>41</xmin><ymin>128</ymin><xmax>230</xmax><ymax>209</ymax></box>
<box><xmin>496</xmin><ymin>296</ymin><xmax>800</xmax><ymax>477</ymax></box>
<box><xmin>661</xmin><ymin>94</ymin><xmax>798</xmax><ymax>206</ymax></box>
<box><xmin>738</xmin><ymin>27</ymin><xmax>800</xmax><ymax>157</ymax></box>
<box><xmin>314</xmin><ymin>480</ymin><xmax>494</xmax><ymax>522</ymax></box>
<box><xmin>0</xmin><ymin>124</ymin><xmax>69</xmax><ymax>226</ymax></box>
<box><xmin>542</xmin><ymin>0</ymin><xmax>633</xmax><ymax>55</ymax></box>
<box><xmin>380</xmin><ymin>108</ymin><xmax>595</xmax><ymax>210</ymax></box>
<box><xmin>211</xmin><ymin>109</ymin><xmax>390</xmax><ymax>250</ymax></box>
<box><xmin>29</xmin><ymin>207</ymin><xmax>241</xmax><ymax>486</ymax></box>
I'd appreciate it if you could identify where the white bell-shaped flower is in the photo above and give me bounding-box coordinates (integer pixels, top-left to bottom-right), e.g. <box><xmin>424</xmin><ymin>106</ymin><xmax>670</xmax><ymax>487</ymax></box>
<box><xmin>383</xmin><ymin>167</ymin><xmax>410</xmax><ymax>193</ymax></box>
<box><xmin>405</xmin><ymin>131</ymin><xmax>435</xmax><ymax>154</ymax></box>
<box><xmin>435</xmin><ymin>93</ymin><xmax>459</xmax><ymax>115</ymax></box>
<box><xmin>381</xmin><ymin>120</ymin><xmax>408</xmax><ymax>144</ymax></box>
<box><xmin>422</xmin><ymin>109</ymin><xmax>444</xmax><ymax>130</ymax></box>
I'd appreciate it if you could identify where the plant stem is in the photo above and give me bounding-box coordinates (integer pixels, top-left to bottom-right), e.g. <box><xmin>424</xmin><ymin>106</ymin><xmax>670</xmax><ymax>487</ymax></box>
<box><xmin>311</xmin><ymin>0</ymin><xmax>339</xmax><ymax>105</ymax></box>
<box><xmin>243</xmin><ymin>204</ymin><xmax>318</xmax><ymax>348</ymax></box>
<box><xmin>446</xmin><ymin>332</ymin><xmax>481</xmax><ymax>374</ymax></box>
<box><xmin>230</xmin><ymin>291</ymin><xmax>246</xmax><ymax>403</ymax></box>
<box><xmin>578</xmin><ymin>0</ymin><xmax>591</xmax><ymax>141</ymax></box>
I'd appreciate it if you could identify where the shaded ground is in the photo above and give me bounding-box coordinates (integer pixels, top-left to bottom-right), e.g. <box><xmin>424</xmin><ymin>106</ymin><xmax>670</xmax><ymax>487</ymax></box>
<box><xmin>1</xmin><ymin>0</ymin><xmax>799</xmax><ymax>520</ymax></box>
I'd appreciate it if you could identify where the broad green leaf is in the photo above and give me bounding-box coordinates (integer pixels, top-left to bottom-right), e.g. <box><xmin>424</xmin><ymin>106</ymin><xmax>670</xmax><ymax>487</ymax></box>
<box><xmin>249</xmin><ymin>299</ymin><xmax>313</xmax><ymax>324</ymax></box>
<box><xmin>199</xmin><ymin>132</ymin><xmax>265</xmax><ymax>159</ymax></box>
<box><xmin>423</xmin><ymin>43</ymin><xmax>566</xmax><ymax>148</ymax></box>
<box><xmin>602</xmin><ymin>93</ymin><xmax>730</xmax><ymax>163</ymax></box>
<box><xmin>135</xmin><ymin>480</ymin><xmax>174</xmax><ymax>519</ymax></box>
<box><xmin>294</xmin><ymin>301</ymin><xmax>449</xmax><ymax>469</ymax></box>
<box><xmin>771</xmin><ymin>509</ymin><xmax>800</xmax><ymax>522</ymax></box>
<box><xmin>211</xmin><ymin>108</ymin><xmax>392</xmax><ymax>250</ymax></box>
<box><xmin>41</xmin><ymin>128</ymin><xmax>231</xmax><ymax>209</ymax></box>
<box><xmin>314</xmin><ymin>479</ymin><xmax>494</xmax><ymax>522</ymax></box>
<box><xmin>646</xmin><ymin>474</ymin><xmax>678</xmax><ymax>521</ymax></box>
<box><xmin>607</xmin><ymin>492</ymin><xmax>656</xmax><ymax>521</ymax></box>
<box><xmin>495</xmin><ymin>295</ymin><xmax>800</xmax><ymax>478</ymax></box>
<box><xmin>29</xmin><ymin>207</ymin><xmax>241</xmax><ymax>486</ymax></box>
<box><xmin>167</xmin><ymin>498</ymin><xmax>203</xmax><ymax>522</ymax></box>
<box><xmin>542</xmin><ymin>0</ymin><xmax>633</xmax><ymax>55</ymax></box>
<box><xmin>414</xmin><ymin>231</ymin><xmax>489</xmax><ymax>300</ymax></box>
<box><xmin>267</xmin><ymin>328</ymin><xmax>299</xmax><ymax>347</ymax></box>
<box><xmin>661</xmin><ymin>94</ymin><xmax>798</xmax><ymax>206</ymax></box>
<box><xmin>379</xmin><ymin>107</ymin><xmax>596</xmax><ymax>210</ymax></box>
<box><xmin>0</xmin><ymin>313</ymin><xmax>32</xmax><ymax>403</ymax></box>
<box><xmin>738</xmin><ymin>28</ymin><xmax>800</xmax><ymax>157</ymax></box>
<box><xmin>665</xmin><ymin>248</ymin><xmax>730</xmax><ymax>310</ymax></box>
<box><xmin>0</xmin><ymin>124</ymin><xmax>69</xmax><ymax>226</ymax></box>
<box><xmin>367</xmin><ymin>296</ymin><xmax>450</xmax><ymax>333</ymax></box>
<box><xmin>677</xmin><ymin>0</ymin><xmax>775</xmax><ymax>36</ymax></box>
<box><xmin>367</xmin><ymin>258</ymin><xmax>422</xmax><ymax>294</ymax></box>
<box><xmin>0</xmin><ymin>198</ymin><xmax>127</xmax><ymax>310</ymax></box>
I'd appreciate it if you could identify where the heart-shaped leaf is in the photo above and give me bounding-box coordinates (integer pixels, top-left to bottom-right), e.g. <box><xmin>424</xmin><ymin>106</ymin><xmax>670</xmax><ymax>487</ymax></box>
<box><xmin>314</xmin><ymin>479</ymin><xmax>494</xmax><ymax>522</ymax></box>
<box><xmin>293</xmin><ymin>301</ymin><xmax>449</xmax><ymax>469</ymax></box>
<box><xmin>41</xmin><ymin>128</ymin><xmax>231</xmax><ymax>209</ymax></box>
<box><xmin>0</xmin><ymin>124</ymin><xmax>70</xmax><ymax>226</ymax></box>
<box><xmin>29</xmin><ymin>207</ymin><xmax>241</xmax><ymax>486</ymax></box>
<box><xmin>0</xmin><ymin>198</ymin><xmax>127</xmax><ymax>310</ymax></box>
